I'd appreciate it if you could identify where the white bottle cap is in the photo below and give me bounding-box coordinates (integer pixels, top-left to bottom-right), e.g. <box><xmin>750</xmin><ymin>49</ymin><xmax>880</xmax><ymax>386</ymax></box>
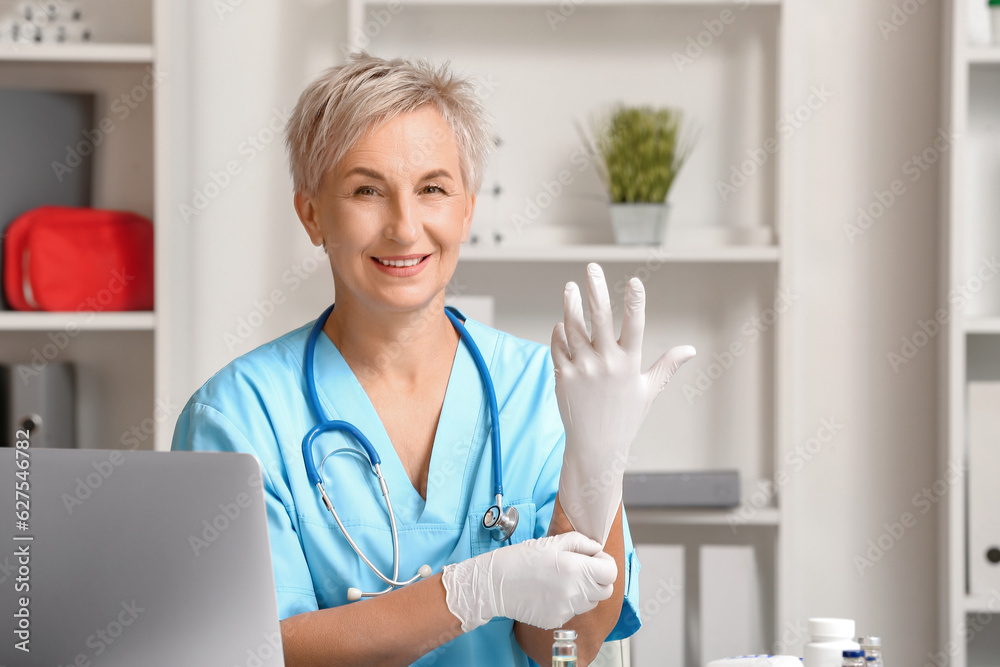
<box><xmin>809</xmin><ymin>617</ymin><xmax>856</xmax><ymax>639</ymax></box>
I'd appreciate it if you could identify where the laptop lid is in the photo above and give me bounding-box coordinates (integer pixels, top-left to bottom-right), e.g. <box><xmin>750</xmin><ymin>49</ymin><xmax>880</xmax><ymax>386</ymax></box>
<box><xmin>0</xmin><ymin>449</ymin><xmax>284</xmax><ymax>666</ymax></box>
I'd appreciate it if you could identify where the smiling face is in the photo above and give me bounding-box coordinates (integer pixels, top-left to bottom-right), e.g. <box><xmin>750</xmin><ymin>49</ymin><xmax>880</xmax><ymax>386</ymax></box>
<box><xmin>295</xmin><ymin>105</ymin><xmax>475</xmax><ymax>316</ymax></box>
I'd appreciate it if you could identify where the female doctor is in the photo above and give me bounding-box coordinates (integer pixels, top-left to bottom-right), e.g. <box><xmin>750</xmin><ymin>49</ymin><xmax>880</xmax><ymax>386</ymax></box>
<box><xmin>172</xmin><ymin>53</ymin><xmax>694</xmax><ymax>667</ymax></box>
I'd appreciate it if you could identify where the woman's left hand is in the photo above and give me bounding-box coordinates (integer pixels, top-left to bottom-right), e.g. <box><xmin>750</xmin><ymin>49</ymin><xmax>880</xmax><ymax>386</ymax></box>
<box><xmin>551</xmin><ymin>263</ymin><xmax>695</xmax><ymax>545</ymax></box>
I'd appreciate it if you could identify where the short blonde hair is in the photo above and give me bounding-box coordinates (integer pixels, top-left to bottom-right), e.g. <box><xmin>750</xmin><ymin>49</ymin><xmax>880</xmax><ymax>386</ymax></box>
<box><xmin>284</xmin><ymin>52</ymin><xmax>494</xmax><ymax>197</ymax></box>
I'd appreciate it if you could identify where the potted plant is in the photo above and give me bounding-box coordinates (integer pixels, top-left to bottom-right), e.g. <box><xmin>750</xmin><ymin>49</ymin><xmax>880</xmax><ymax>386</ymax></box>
<box><xmin>584</xmin><ymin>105</ymin><xmax>695</xmax><ymax>245</ymax></box>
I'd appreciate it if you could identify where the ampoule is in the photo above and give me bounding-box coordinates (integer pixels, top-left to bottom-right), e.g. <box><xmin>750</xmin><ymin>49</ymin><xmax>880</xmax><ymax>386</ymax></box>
<box><xmin>858</xmin><ymin>636</ymin><xmax>883</xmax><ymax>667</ymax></box>
<box><xmin>552</xmin><ymin>629</ymin><xmax>577</xmax><ymax>666</ymax></box>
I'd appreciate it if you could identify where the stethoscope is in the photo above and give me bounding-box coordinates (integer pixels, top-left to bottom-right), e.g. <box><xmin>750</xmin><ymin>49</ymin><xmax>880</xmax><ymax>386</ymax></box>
<box><xmin>301</xmin><ymin>304</ymin><xmax>519</xmax><ymax>601</ymax></box>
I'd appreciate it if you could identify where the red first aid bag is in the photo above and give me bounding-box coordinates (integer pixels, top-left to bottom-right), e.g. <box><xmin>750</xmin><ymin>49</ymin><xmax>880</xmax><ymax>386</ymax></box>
<box><xmin>3</xmin><ymin>206</ymin><xmax>154</xmax><ymax>312</ymax></box>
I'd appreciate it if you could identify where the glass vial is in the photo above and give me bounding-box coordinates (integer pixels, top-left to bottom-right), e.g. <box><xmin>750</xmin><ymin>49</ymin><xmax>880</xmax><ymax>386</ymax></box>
<box><xmin>552</xmin><ymin>629</ymin><xmax>578</xmax><ymax>667</ymax></box>
<box><xmin>842</xmin><ymin>649</ymin><xmax>866</xmax><ymax>667</ymax></box>
<box><xmin>858</xmin><ymin>636</ymin><xmax>883</xmax><ymax>667</ymax></box>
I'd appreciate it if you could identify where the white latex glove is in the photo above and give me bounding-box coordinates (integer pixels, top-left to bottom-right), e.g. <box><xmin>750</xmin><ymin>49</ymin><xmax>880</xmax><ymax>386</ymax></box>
<box><xmin>552</xmin><ymin>263</ymin><xmax>696</xmax><ymax>545</ymax></box>
<box><xmin>441</xmin><ymin>531</ymin><xmax>617</xmax><ymax>632</ymax></box>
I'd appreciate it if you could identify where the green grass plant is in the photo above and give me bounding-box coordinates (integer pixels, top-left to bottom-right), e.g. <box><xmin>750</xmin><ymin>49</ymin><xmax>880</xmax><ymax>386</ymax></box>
<box><xmin>587</xmin><ymin>106</ymin><xmax>695</xmax><ymax>204</ymax></box>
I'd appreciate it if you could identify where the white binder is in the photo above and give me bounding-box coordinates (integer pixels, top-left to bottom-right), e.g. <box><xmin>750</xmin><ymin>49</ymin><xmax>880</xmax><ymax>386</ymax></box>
<box><xmin>968</xmin><ymin>382</ymin><xmax>1000</xmax><ymax>595</ymax></box>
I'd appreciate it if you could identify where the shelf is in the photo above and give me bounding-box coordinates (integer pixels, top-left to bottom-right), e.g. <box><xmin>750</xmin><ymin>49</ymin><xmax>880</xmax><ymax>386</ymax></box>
<box><xmin>965</xmin><ymin>596</ymin><xmax>1000</xmax><ymax>614</ymax></box>
<box><xmin>0</xmin><ymin>311</ymin><xmax>155</xmax><ymax>331</ymax></box>
<box><xmin>968</xmin><ymin>47</ymin><xmax>1000</xmax><ymax>65</ymax></box>
<box><xmin>459</xmin><ymin>244</ymin><xmax>780</xmax><ymax>263</ymax></box>
<box><xmin>626</xmin><ymin>507</ymin><xmax>780</xmax><ymax>526</ymax></box>
<box><xmin>0</xmin><ymin>43</ymin><xmax>154</xmax><ymax>63</ymax></box>
<box><xmin>965</xmin><ymin>318</ymin><xmax>1000</xmax><ymax>334</ymax></box>
<box><xmin>364</xmin><ymin>0</ymin><xmax>781</xmax><ymax>5</ymax></box>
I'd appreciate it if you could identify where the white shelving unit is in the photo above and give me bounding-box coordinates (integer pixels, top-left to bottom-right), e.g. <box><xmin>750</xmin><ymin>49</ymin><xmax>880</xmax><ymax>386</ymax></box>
<box><xmin>348</xmin><ymin>1</ymin><xmax>792</xmax><ymax>664</ymax></box>
<box><xmin>0</xmin><ymin>0</ymin><xmax>176</xmax><ymax>452</ymax></box>
<box><xmin>965</xmin><ymin>318</ymin><xmax>1000</xmax><ymax>334</ymax></box>
<box><xmin>0</xmin><ymin>312</ymin><xmax>155</xmax><ymax>331</ymax></box>
<box><xmin>943</xmin><ymin>3</ymin><xmax>1000</xmax><ymax>666</ymax></box>
<box><xmin>967</xmin><ymin>45</ymin><xmax>1000</xmax><ymax>63</ymax></box>
<box><xmin>0</xmin><ymin>42</ymin><xmax>153</xmax><ymax>62</ymax></box>
<box><xmin>628</xmin><ymin>507</ymin><xmax>781</xmax><ymax>527</ymax></box>
<box><xmin>459</xmin><ymin>244</ymin><xmax>781</xmax><ymax>263</ymax></box>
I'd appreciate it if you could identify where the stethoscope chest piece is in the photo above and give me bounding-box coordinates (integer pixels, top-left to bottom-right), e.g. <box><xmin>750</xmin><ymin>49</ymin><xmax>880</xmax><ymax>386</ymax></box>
<box><xmin>483</xmin><ymin>504</ymin><xmax>518</xmax><ymax>542</ymax></box>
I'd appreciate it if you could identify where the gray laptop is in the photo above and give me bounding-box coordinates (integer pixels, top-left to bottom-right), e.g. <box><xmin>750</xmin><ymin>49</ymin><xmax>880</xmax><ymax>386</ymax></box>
<box><xmin>0</xmin><ymin>449</ymin><xmax>284</xmax><ymax>666</ymax></box>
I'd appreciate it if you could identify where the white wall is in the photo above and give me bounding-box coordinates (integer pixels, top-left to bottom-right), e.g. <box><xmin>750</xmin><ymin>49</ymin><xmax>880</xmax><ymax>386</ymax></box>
<box><xmin>170</xmin><ymin>0</ymin><xmax>346</xmax><ymax>395</ymax></box>
<box><xmin>170</xmin><ymin>0</ymin><xmax>943</xmax><ymax>664</ymax></box>
<box><xmin>781</xmin><ymin>1</ymin><xmax>941</xmax><ymax>665</ymax></box>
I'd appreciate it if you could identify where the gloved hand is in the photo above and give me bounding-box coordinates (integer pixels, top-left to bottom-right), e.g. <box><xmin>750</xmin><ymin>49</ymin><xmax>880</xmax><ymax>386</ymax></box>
<box><xmin>441</xmin><ymin>531</ymin><xmax>617</xmax><ymax>632</ymax></box>
<box><xmin>552</xmin><ymin>263</ymin><xmax>696</xmax><ymax>545</ymax></box>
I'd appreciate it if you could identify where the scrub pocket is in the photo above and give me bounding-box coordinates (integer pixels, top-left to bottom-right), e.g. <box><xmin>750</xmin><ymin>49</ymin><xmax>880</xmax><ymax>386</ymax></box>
<box><xmin>467</xmin><ymin>501</ymin><xmax>536</xmax><ymax>557</ymax></box>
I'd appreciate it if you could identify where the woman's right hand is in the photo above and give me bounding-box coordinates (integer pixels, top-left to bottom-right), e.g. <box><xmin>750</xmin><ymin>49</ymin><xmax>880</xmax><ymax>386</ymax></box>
<box><xmin>441</xmin><ymin>531</ymin><xmax>617</xmax><ymax>632</ymax></box>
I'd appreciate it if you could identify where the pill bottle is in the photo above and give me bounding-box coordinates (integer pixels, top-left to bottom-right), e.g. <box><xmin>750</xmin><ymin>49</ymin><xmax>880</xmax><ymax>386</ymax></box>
<box><xmin>842</xmin><ymin>649</ymin><xmax>865</xmax><ymax>667</ymax></box>
<box><xmin>804</xmin><ymin>618</ymin><xmax>860</xmax><ymax>667</ymax></box>
<box><xmin>552</xmin><ymin>629</ymin><xmax>577</xmax><ymax>667</ymax></box>
<box><xmin>857</xmin><ymin>636</ymin><xmax>883</xmax><ymax>667</ymax></box>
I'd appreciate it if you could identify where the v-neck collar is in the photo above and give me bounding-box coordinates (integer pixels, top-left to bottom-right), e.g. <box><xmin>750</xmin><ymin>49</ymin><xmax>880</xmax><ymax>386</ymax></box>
<box><xmin>311</xmin><ymin>320</ymin><xmax>493</xmax><ymax>525</ymax></box>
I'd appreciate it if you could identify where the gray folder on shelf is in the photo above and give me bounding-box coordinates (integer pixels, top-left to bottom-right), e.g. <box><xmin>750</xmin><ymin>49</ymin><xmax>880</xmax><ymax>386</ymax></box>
<box><xmin>623</xmin><ymin>470</ymin><xmax>741</xmax><ymax>508</ymax></box>
<box><xmin>0</xmin><ymin>89</ymin><xmax>95</xmax><ymax>309</ymax></box>
<box><xmin>1</xmin><ymin>362</ymin><xmax>76</xmax><ymax>448</ymax></box>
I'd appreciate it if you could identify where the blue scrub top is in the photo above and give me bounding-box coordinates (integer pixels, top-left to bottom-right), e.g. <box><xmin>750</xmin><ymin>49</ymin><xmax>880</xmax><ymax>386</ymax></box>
<box><xmin>172</xmin><ymin>315</ymin><xmax>641</xmax><ymax>666</ymax></box>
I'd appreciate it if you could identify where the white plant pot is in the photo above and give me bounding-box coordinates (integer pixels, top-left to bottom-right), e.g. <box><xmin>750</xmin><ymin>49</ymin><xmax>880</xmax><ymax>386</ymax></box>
<box><xmin>609</xmin><ymin>202</ymin><xmax>671</xmax><ymax>245</ymax></box>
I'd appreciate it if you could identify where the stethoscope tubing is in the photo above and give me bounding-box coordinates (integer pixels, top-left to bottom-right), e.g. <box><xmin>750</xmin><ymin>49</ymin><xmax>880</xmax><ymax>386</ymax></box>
<box><xmin>444</xmin><ymin>306</ymin><xmax>503</xmax><ymax>499</ymax></box>
<box><xmin>300</xmin><ymin>304</ymin><xmax>511</xmax><ymax>598</ymax></box>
